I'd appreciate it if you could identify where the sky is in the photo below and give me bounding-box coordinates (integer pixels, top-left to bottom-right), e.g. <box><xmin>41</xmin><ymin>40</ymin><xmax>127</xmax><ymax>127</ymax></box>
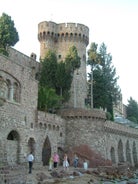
<box><xmin>0</xmin><ymin>0</ymin><xmax>138</xmax><ymax>105</ymax></box>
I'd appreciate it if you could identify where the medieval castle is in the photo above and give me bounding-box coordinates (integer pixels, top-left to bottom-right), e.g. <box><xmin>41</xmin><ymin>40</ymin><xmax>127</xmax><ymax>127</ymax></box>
<box><xmin>0</xmin><ymin>21</ymin><xmax>138</xmax><ymax>167</ymax></box>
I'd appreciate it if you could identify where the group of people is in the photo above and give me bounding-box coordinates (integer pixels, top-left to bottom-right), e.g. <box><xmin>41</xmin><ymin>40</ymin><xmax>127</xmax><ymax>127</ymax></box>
<box><xmin>27</xmin><ymin>151</ymin><xmax>83</xmax><ymax>174</ymax></box>
<box><xmin>49</xmin><ymin>152</ymin><xmax>79</xmax><ymax>171</ymax></box>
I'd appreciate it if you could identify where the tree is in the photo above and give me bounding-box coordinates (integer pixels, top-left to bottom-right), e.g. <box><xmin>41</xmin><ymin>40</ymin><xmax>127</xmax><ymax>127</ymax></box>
<box><xmin>0</xmin><ymin>13</ymin><xmax>19</xmax><ymax>56</ymax></box>
<box><xmin>62</xmin><ymin>45</ymin><xmax>81</xmax><ymax>102</ymax></box>
<box><xmin>39</xmin><ymin>50</ymin><xmax>58</xmax><ymax>89</ymax></box>
<box><xmin>87</xmin><ymin>42</ymin><xmax>101</xmax><ymax>108</ymax></box>
<box><xmin>38</xmin><ymin>86</ymin><xmax>62</xmax><ymax>112</ymax></box>
<box><xmin>65</xmin><ymin>45</ymin><xmax>81</xmax><ymax>72</ymax></box>
<box><xmin>87</xmin><ymin>42</ymin><xmax>121</xmax><ymax>120</ymax></box>
<box><xmin>38</xmin><ymin>46</ymin><xmax>81</xmax><ymax>112</ymax></box>
<box><xmin>38</xmin><ymin>50</ymin><xmax>62</xmax><ymax>112</ymax></box>
<box><xmin>55</xmin><ymin>61</ymin><xmax>72</xmax><ymax>102</ymax></box>
<box><xmin>127</xmin><ymin>97</ymin><xmax>138</xmax><ymax>123</ymax></box>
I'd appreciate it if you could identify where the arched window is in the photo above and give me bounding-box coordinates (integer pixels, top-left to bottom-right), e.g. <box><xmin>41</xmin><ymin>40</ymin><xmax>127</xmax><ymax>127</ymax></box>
<box><xmin>110</xmin><ymin>147</ymin><xmax>116</xmax><ymax>163</ymax></box>
<box><xmin>118</xmin><ymin>139</ymin><xmax>124</xmax><ymax>162</ymax></box>
<box><xmin>7</xmin><ymin>130</ymin><xmax>20</xmax><ymax>141</ymax></box>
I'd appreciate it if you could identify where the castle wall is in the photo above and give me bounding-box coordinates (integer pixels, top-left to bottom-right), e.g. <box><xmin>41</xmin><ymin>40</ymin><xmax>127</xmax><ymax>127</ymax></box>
<box><xmin>60</xmin><ymin>108</ymin><xmax>138</xmax><ymax>167</ymax></box>
<box><xmin>0</xmin><ymin>21</ymin><xmax>137</xmax><ymax>168</ymax></box>
<box><xmin>0</xmin><ymin>49</ymin><xmax>66</xmax><ymax>165</ymax></box>
<box><xmin>0</xmin><ymin>51</ymin><xmax>39</xmax><ymax>164</ymax></box>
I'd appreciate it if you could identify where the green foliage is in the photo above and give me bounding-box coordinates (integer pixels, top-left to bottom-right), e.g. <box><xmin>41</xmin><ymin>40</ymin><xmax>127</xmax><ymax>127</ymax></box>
<box><xmin>87</xmin><ymin>42</ymin><xmax>121</xmax><ymax>119</ymax></box>
<box><xmin>0</xmin><ymin>13</ymin><xmax>19</xmax><ymax>55</ymax></box>
<box><xmin>55</xmin><ymin>61</ymin><xmax>72</xmax><ymax>101</ymax></box>
<box><xmin>106</xmin><ymin>111</ymin><xmax>112</xmax><ymax>120</ymax></box>
<box><xmin>65</xmin><ymin>45</ymin><xmax>81</xmax><ymax>72</ymax></box>
<box><xmin>38</xmin><ymin>46</ymin><xmax>80</xmax><ymax>112</ymax></box>
<box><xmin>0</xmin><ymin>48</ymin><xmax>9</xmax><ymax>56</ymax></box>
<box><xmin>87</xmin><ymin>42</ymin><xmax>101</xmax><ymax>67</ymax></box>
<box><xmin>127</xmin><ymin>97</ymin><xmax>138</xmax><ymax>123</ymax></box>
<box><xmin>128</xmin><ymin>116</ymin><xmax>137</xmax><ymax>123</ymax></box>
<box><xmin>38</xmin><ymin>86</ymin><xmax>62</xmax><ymax>112</ymax></box>
<box><xmin>39</xmin><ymin>50</ymin><xmax>58</xmax><ymax>88</ymax></box>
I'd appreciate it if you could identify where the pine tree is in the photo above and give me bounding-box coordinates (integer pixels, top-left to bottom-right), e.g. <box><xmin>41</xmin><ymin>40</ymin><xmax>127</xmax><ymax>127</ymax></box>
<box><xmin>127</xmin><ymin>97</ymin><xmax>138</xmax><ymax>123</ymax></box>
<box><xmin>0</xmin><ymin>13</ymin><xmax>19</xmax><ymax>56</ymax></box>
<box><xmin>87</xmin><ymin>42</ymin><xmax>121</xmax><ymax>120</ymax></box>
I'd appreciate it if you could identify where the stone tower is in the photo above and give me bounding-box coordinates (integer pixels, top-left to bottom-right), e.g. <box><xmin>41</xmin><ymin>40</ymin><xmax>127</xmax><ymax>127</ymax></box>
<box><xmin>38</xmin><ymin>21</ymin><xmax>89</xmax><ymax>108</ymax></box>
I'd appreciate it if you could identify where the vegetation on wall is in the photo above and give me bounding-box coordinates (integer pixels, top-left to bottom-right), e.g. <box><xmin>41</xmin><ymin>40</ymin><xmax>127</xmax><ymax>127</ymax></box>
<box><xmin>0</xmin><ymin>13</ymin><xmax>19</xmax><ymax>56</ymax></box>
<box><xmin>38</xmin><ymin>46</ymin><xmax>81</xmax><ymax>112</ymax></box>
<box><xmin>87</xmin><ymin>42</ymin><xmax>121</xmax><ymax>120</ymax></box>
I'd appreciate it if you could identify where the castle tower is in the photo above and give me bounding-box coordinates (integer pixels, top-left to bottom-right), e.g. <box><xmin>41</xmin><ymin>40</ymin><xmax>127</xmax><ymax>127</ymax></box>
<box><xmin>38</xmin><ymin>21</ymin><xmax>89</xmax><ymax>109</ymax></box>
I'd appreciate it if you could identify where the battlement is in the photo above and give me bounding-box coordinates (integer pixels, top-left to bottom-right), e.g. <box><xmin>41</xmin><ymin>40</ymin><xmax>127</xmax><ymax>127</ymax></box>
<box><xmin>38</xmin><ymin>21</ymin><xmax>89</xmax><ymax>46</ymax></box>
<box><xmin>104</xmin><ymin>120</ymin><xmax>138</xmax><ymax>138</ymax></box>
<box><xmin>58</xmin><ymin>108</ymin><xmax>106</xmax><ymax>120</ymax></box>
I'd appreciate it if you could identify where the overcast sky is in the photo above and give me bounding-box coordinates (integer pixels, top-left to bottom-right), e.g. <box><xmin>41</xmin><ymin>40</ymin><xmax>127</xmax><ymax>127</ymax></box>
<box><xmin>0</xmin><ymin>0</ymin><xmax>138</xmax><ymax>105</ymax></box>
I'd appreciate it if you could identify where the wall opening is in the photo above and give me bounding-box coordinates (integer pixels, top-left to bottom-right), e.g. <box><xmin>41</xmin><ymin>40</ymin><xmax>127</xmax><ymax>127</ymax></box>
<box><xmin>118</xmin><ymin>139</ymin><xmax>124</xmax><ymax>163</ymax></box>
<box><xmin>7</xmin><ymin>130</ymin><xmax>20</xmax><ymax>164</ymax></box>
<box><xmin>110</xmin><ymin>147</ymin><xmax>116</xmax><ymax>164</ymax></box>
<box><xmin>126</xmin><ymin>140</ymin><xmax>132</xmax><ymax>164</ymax></box>
<box><xmin>42</xmin><ymin>136</ymin><xmax>51</xmax><ymax>166</ymax></box>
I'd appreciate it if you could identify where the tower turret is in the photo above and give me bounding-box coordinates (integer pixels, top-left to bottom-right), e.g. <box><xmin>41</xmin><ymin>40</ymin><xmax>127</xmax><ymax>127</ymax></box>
<box><xmin>38</xmin><ymin>21</ymin><xmax>89</xmax><ymax>109</ymax></box>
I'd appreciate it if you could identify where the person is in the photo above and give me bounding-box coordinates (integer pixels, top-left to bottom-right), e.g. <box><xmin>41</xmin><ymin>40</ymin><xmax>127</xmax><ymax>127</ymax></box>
<box><xmin>27</xmin><ymin>152</ymin><xmax>34</xmax><ymax>174</ymax></box>
<box><xmin>63</xmin><ymin>153</ymin><xmax>69</xmax><ymax>171</ymax></box>
<box><xmin>48</xmin><ymin>156</ymin><xmax>53</xmax><ymax>171</ymax></box>
<box><xmin>52</xmin><ymin>152</ymin><xmax>59</xmax><ymax>169</ymax></box>
<box><xmin>83</xmin><ymin>159</ymin><xmax>88</xmax><ymax>170</ymax></box>
<box><xmin>73</xmin><ymin>153</ymin><xmax>79</xmax><ymax>168</ymax></box>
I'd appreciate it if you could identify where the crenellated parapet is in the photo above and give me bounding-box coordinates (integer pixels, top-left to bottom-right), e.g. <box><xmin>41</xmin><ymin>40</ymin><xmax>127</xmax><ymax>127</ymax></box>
<box><xmin>104</xmin><ymin>120</ymin><xmax>138</xmax><ymax>138</ymax></box>
<box><xmin>58</xmin><ymin>108</ymin><xmax>106</xmax><ymax>120</ymax></box>
<box><xmin>38</xmin><ymin>21</ymin><xmax>89</xmax><ymax>46</ymax></box>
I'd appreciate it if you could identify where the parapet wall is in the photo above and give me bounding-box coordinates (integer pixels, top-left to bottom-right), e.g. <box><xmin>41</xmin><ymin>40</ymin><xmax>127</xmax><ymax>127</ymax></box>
<box><xmin>58</xmin><ymin>108</ymin><xmax>106</xmax><ymax>120</ymax></box>
<box><xmin>104</xmin><ymin>120</ymin><xmax>138</xmax><ymax>138</ymax></box>
<box><xmin>38</xmin><ymin>21</ymin><xmax>89</xmax><ymax>46</ymax></box>
<box><xmin>7</xmin><ymin>47</ymin><xmax>40</xmax><ymax>72</ymax></box>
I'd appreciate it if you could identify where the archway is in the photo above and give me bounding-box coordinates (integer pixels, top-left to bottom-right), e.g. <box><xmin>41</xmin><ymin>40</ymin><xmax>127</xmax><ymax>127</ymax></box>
<box><xmin>132</xmin><ymin>141</ymin><xmax>138</xmax><ymax>167</ymax></box>
<box><xmin>28</xmin><ymin>137</ymin><xmax>36</xmax><ymax>154</ymax></box>
<box><xmin>7</xmin><ymin>130</ymin><xmax>20</xmax><ymax>164</ymax></box>
<box><xmin>42</xmin><ymin>136</ymin><xmax>51</xmax><ymax>166</ymax></box>
<box><xmin>126</xmin><ymin>140</ymin><xmax>132</xmax><ymax>164</ymax></box>
<box><xmin>118</xmin><ymin>139</ymin><xmax>124</xmax><ymax>163</ymax></box>
<box><xmin>58</xmin><ymin>147</ymin><xmax>64</xmax><ymax>165</ymax></box>
<box><xmin>110</xmin><ymin>147</ymin><xmax>116</xmax><ymax>164</ymax></box>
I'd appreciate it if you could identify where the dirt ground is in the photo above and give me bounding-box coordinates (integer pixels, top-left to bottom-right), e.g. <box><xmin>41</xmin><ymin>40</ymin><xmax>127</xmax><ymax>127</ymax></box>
<box><xmin>26</xmin><ymin>165</ymin><xmax>100</xmax><ymax>184</ymax></box>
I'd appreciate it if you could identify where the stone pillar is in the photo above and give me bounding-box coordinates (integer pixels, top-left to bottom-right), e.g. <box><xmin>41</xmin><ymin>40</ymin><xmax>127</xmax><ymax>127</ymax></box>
<box><xmin>9</xmin><ymin>85</ymin><xmax>14</xmax><ymax>101</ymax></box>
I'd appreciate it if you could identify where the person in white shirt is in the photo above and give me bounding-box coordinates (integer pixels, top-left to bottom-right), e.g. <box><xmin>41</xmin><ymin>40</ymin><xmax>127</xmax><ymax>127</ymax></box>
<box><xmin>27</xmin><ymin>152</ymin><xmax>34</xmax><ymax>174</ymax></box>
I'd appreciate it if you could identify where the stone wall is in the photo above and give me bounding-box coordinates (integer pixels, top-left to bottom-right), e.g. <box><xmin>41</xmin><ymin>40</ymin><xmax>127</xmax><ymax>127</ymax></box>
<box><xmin>0</xmin><ymin>51</ymin><xmax>39</xmax><ymax>164</ymax></box>
<box><xmin>59</xmin><ymin>108</ymin><xmax>138</xmax><ymax>167</ymax></box>
<box><xmin>0</xmin><ymin>50</ymin><xmax>66</xmax><ymax>165</ymax></box>
<box><xmin>0</xmin><ymin>45</ymin><xmax>138</xmax><ymax>168</ymax></box>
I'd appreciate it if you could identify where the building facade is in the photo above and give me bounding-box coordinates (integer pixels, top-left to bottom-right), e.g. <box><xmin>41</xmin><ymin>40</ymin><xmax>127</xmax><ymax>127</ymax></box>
<box><xmin>0</xmin><ymin>21</ymin><xmax>138</xmax><ymax>167</ymax></box>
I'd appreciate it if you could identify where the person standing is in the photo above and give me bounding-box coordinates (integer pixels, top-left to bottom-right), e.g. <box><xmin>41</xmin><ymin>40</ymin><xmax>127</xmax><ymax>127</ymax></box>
<box><xmin>63</xmin><ymin>153</ymin><xmax>69</xmax><ymax>171</ymax></box>
<box><xmin>48</xmin><ymin>156</ymin><xmax>53</xmax><ymax>171</ymax></box>
<box><xmin>83</xmin><ymin>159</ymin><xmax>88</xmax><ymax>170</ymax></box>
<box><xmin>27</xmin><ymin>152</ymin><xmax>34</xmax><ymax>174</ymax></box>
<box><xmin>52</xmin><ymin>152</ymin><xmax>59</xmax><ymax>169</ymax></box>
<box><xmin>73</xmin><ymin>153</ymin><xmax>79</xmax><ymax>168</ymax></box>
